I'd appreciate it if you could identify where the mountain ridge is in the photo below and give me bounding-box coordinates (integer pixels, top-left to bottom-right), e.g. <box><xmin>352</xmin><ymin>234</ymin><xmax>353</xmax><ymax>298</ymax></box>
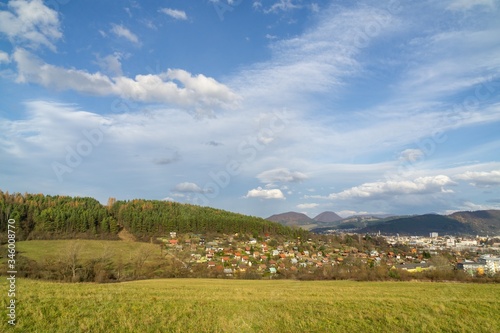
<box><xmin>269</xmin><ymin>209</ymin><xmax>500</xmax><ymax>236</ymax></box>
<box><xmin>317</xmin><ymin>210</ymin><xmax>500</xmax><ymax>236</ymax></box>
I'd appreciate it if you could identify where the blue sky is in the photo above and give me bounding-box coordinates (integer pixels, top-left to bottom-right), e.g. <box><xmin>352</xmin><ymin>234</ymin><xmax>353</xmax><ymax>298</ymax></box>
<box><xmin>1</xmin><ymin>0</ymin><xmax>500</xmax><ymax>219</ymax></box>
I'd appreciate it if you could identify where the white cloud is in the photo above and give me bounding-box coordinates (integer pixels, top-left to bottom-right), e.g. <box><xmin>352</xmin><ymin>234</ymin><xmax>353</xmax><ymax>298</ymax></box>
<box><xmin>13</xmin><ymin>48</ymin><xmax>240</xmax><ymax>109</ymax></box>
<box><xmin>399</xmin><ymin>149</ymin><xmax>425</xmax><ymax>163</ymax></box>
<box><xmin>264</xmin><ymin>0</ymin><xmax>301</xmax><ymax>13</ymax></box>
<box><xmin>159</xmin><ymin>8</ymin><xmax>187</xmax><ymax>20</ymax></box>
<box><xmin>14</xmin><ymin>48</ymin><xmax>115</xmax><ymax>95</ymax></box>
<box><xmin>0</xmin><ymin>0</ymin><xmax>62</xmax><ymax>51</ymax></box>
<box><xmin>110</xmin><ymin>24</ymin><xmax>140</xmax><ymax>45</ymax></box>
<box><xmin>257</xmin><ymin>168</ymin><xmax>307</xmax><ymax>183</ymax></box>
<box><xmin>323</xmin><ymin>175</ymin><xmax>456</xmax><ymax>200</ymax></box>
<box><xmin>252</xmin><ymin>1</ymin><xmax>262</xmax><ymax>10</ymax></box>
<box><xmin>337</xmin><ymin>210</ymin><xmax>371</xmax><ymax>218</ymax></box>
<box><xmin>95</xmin><ymin>53</ymin><xmax>123</xmax><ymax>77</ymax></box>
<box><xmin>297</xmin><ymin>203</ymin><xmax>318</xmax><ymax>209</ymax></box>
<box><xmin>174</xmin><ymin>182</ymin><xmax>204</xmax><ymax>193</ymax></box>
<box><xmin>456</xmin><ymin>170</ymin><xmax>500</xmax><ymax>187</ymax></box>
<box><xmin>113</xmin><ymin>69</ymin><xmax>240</xmax><ymax>109</ymax></box>
<box><xmin>0</xmin><ymin>50</ymin><xmax>9</xmax><ymax>63</ymax></box>
<box><xmin>245</xmin><ymin>187</ymin><xmax>285</xmax><ymax>199</ymax></box>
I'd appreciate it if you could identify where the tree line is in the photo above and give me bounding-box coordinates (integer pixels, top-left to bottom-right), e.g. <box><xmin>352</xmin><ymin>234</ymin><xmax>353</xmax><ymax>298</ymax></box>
<box><xmin>0</xmin><ymin>191</ymin><xmax>308</xmax><ymax>241</ymax></box>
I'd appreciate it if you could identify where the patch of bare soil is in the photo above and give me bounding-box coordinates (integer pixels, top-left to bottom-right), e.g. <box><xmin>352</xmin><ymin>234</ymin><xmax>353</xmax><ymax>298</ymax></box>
<box><xmin>118</xmin><ymin>228</ymin><xmax>137</xmax><ymax>242</ymax></box>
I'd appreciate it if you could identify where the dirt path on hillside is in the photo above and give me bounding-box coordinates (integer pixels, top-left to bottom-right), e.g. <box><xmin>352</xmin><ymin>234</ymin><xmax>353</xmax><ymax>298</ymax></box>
<box><xmin>118</xmin><ymin>228</ymin><xmax>137</xmax><ymax>242</ymax></box>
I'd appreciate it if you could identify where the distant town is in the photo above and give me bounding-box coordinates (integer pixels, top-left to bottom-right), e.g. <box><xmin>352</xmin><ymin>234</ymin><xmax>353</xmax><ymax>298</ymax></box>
<box><xmin>160</xmin><ymin>231</ymin><xmax>500</xmax><ymax>279</ymax></box>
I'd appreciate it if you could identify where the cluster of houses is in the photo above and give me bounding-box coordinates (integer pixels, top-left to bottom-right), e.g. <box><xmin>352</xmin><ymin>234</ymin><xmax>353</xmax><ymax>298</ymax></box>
<box><xmin>382</xmin><ymin>233</ymin><xmax>500</xmax><ymax>276</ymax></box>
<box><xmin>163</xmin><ymin>232</ymin><xmax>335</xmax><ymax>276</ymax></box>
<box><xmin>383</xmin><ymin>233</ymin><xmax>500</xmax><ymax>250</ymax></box>
<box><xmin>157</xmin><ymin>231</ymin><xmax>499</xmax><ymax>277</ymax></box>
<box><xmin>456</xmin><ymin>254</ymin><xmax>500</xmax><ymax>277</ymax></box>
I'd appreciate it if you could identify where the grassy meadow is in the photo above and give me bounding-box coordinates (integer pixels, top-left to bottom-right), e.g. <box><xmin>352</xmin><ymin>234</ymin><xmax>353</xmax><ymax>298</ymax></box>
<box><xmin>13</xmin><ymin>239</ymin><xmax>162</xmax><ymax>263</ymax></box>
<box><xmin>1</xmin><ymin>278</ymin><xmax>499</xmax><ymax>333</ymax></box>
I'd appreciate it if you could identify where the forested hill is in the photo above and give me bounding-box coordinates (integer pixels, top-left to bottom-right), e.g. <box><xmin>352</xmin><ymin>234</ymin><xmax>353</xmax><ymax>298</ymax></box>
<box><xmin>0</xmin><ymin>191</ymin><xmax>308</xmax><ymax>241</ymax></box>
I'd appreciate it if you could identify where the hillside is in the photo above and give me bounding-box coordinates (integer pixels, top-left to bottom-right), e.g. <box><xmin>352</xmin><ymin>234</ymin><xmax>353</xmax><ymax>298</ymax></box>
<box><xmin>448</xmin><ymin>210</ymin><xmax>500</xmax><ymax>235</ymax></box>
<box><xmin>358</xmin><ymin>214</ymin><xmax>476</xmax><ymax>235</ymax></box>
<box><xmin>0</xmin><ymin>191</ymin><xmax>308</xmax><ymax>241</ymax></box>
<box><xmin>313</xmin><ymin>211</ymin><xmax>342</xmax><ymax>223</ymax></box>
<box><xmin>337</xmin><ymin>215</ymin><xmax>388</xmax><ymax>229</ymax></box>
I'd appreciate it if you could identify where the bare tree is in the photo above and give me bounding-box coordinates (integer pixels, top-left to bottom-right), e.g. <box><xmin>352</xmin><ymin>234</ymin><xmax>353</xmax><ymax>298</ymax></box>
<box><xmin>133</xmin><ymin>245</ymin><xmax>154</xmax><ymax>278</ymax></box>
<box><xmin>66</xmin><ymin>241</ymin><xmax>82</xmax><ymax>282</ymax></box>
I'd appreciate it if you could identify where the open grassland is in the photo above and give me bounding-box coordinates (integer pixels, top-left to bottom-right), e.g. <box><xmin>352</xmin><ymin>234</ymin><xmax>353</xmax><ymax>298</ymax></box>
<box><xmin>1</xmin><ymin>279</ymin><xmax>499</xmax><ymax>333</ymax></box>
<box><xmin>13</xmin><ymin>239</ymin><xmax>161</xmax><ymax>263</ymax></box>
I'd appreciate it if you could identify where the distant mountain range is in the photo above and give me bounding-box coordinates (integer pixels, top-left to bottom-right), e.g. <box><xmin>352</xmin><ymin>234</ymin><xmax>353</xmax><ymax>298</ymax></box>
<box><xmin>357</xmin><ymin>214</ymin><xmax>476</xmax><ymax>235</ymax></box>
<box><xmin>268</xmin><ymin>210</ymin><xmax>500</xmax><ymax>236</ymax></box>
<box><xmin>357</xmin><ymin>210</ymin><xmax>500</xmax><ymax>236</ymax></box>
<box><xmin>266</xmin><ymin>211</ymin><xmax>396</xmax><ymax>230</ymax></box>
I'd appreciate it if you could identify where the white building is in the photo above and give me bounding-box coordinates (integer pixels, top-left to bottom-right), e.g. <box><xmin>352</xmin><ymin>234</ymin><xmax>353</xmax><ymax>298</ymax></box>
<box><xmin>479</xmin><ymin>255</ymin><xmax>500</xmax><ymax>275</ymax></box>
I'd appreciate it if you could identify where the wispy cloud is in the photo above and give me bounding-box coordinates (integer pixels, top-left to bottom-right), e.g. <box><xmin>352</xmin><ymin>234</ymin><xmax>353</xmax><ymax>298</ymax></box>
<box><xmin>174</xmin><ymin>182</ymin><xmax>205</xmax><ymax>193</ymax></box>
<box><xmin>297</xmin><ymin>203</ymin><xmax>318</xmax><ymax>209</ymax></box>
<box><xmin>110</xmin><ymin>24</ymin><xmax>140</xmax><ymax>45</ymax></box>
<box><xmin>447</xmin><ymin>0</ymin><xmax>496</xmax><ymax>11</ymax></box>
<box><xmin>232</xmin><ymin>4</ymin><xmax>399</xmax><ymax>106</ymax></box>
<box><xmin>257</xmin><ymin>168</ymin><xmax>307</xmax><ymax>183</ymax></box>
<box><xmin>159</xmin><ymin>8</ymin><xmax>188</xmax><ymax>20</ymax></box>
<box><xmin>456</xmin><ymin>170</ymin><xmax>500</xmax><ymax>187</ymax></box>
<box><xmin>317</xmin><ymin>175</ymin><xmax>456</xmax><ymax>201</ymax></box>
<box><xmin>264</xmin><ymin>0</ymin><xmax>301</xmax><ymax>14</ymax></box>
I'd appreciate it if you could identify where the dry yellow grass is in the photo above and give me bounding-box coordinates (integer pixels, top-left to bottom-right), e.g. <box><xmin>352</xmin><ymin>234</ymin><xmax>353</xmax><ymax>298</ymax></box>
<box><xmin>13</xmin><ymin>239</ymin><xmax>162</xmax><ymax>266</ymax></box>
<box><xmin>1</xmin><ymin>278</ymin><xmax>499</xmax><ymax>333</ymax></box>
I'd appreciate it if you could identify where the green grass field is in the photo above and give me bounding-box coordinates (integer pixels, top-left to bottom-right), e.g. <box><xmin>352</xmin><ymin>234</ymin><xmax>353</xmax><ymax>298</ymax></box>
<box><xmin>13</xmin><ymin>239</ymin><xmax>162</xmax><ymax>263</ymax></box>
<box><xmin>1</xmin><ymin>278</ymin><xmax>499</xmax><ymax>333</ymax></box>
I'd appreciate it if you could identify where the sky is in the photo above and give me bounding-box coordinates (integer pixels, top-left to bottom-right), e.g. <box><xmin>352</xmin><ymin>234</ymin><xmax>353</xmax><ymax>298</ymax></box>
<box><xmin>1</xmin><ymin>0</ymin><xmax>500</xmax><ymax>219</ymax></box>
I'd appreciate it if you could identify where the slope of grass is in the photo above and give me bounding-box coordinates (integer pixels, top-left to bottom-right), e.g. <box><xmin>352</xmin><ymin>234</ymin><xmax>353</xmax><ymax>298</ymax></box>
<box><xmin>1</xmin><ymin>279</ymin><xmax>499</xmax><ymax>333</ymax></box>
<box><xmin>13</xmin><ymin>239</ymin><xmax>162</xmax><ymax>263</ymax></box>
